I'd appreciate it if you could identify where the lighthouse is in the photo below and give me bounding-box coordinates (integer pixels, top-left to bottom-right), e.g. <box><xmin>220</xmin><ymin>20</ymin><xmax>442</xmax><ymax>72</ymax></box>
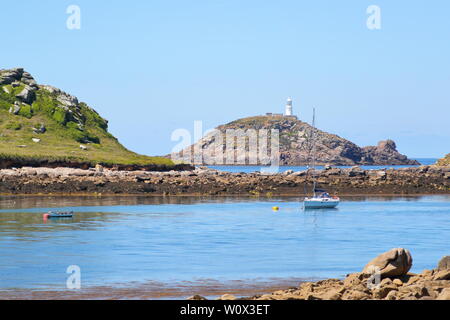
<box><xmin>285</xmin><ymin>97</ymin><xmax>293</xmax><ymax>116</ymax></box>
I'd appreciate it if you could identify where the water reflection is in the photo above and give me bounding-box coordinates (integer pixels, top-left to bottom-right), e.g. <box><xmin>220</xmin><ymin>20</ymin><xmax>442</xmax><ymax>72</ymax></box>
<box><xmin>0</xmin><ymin>195</ymin><xmax>216</xmax><ymax>209</ymax></box>
<box><xmin>0</xmin><ymin>277</ymin><xmax>314</xmax><ymax>300</ymax></box>
<box><xmin>0</xmin><ymin>194</ymin><xmax>442</xmax><ymax>211</ymax></box>
<box><xmin>0</xmin><ymin>195</ymin><xmax>449</xmax><ymax>293</ymax></box>
<box><xmin>0</xmin><ymin>211</ymin><xmax>119</xmax><ymax>239</ymax></box>
<box><xmin>0</xmin><ymin>195</ymin><xmax>445</xmax><ymax>240</ymax></box>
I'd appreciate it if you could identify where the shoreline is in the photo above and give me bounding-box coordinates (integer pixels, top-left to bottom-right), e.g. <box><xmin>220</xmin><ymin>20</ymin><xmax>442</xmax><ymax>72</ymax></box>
<box><xmin>0</xmin><ymin>277</ymin><xmax>315</xmax><ymax>300</ymax></box>
<box><xmin>2</xmin><ymin>263</ymin><xmax>449</xmax><ymax>300</ymax></box>
<box><xmin>0</xmin><ymin>165</ymin><xmax>449</xmax><ymax>196</ymax></box>
<box><xmin>212</xmin><ymin>251</ymin><xmax>450</xmax><ymax>301</ymax></box>
<box><xmin>239</xmin><ymin>253</ymin><xmax>450</xmax><ymax>301</ymax></box>
<box><xmin>1</xmin><ymin>192</ymin><xmax>449</xmax><ymax>197</ymax></box>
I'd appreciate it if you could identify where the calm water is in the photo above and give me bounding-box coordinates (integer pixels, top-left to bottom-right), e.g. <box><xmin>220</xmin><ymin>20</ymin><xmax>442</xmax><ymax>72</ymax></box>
<box><xmin>0</xmin><ymin>195</ymin><xmax>449</xmax><ymax>292</ymax></box>
<box><xmin>208</xmin><ymin>158</ymin><xmax>437</xmax><ymax>173</ymax></box>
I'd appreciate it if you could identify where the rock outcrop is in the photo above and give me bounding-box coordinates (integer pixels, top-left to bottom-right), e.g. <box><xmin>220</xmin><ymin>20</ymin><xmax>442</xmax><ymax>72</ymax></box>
<box><xmin>437</xmin><ymin>154</ymin><xmax>450</xmax><ymax>166</ymax></box>
<box><xmin>175</xmin><ymin>116</ymin><xmax>419</xmax><ymax>166</ymax></box>
<box><xmin>362</xmin><ymin>248</ymin><xmax>413</xmax><ymax>277</ymax></box>
<box><xmin>361</xmin><ymin>140</ymin><xmax>414</xmax><ymax>165</ymax></box>
<box><xmin>188</xmin><ymin>252</ymin><xmax>450</xmax><ymax>300</ymax></box>
<box><xmin>438</xmin><ymin>256</ymin><xmax>450</xmax><ymax>270</ymax></box>
<box><xmin>0</xmin><ymin>68</ymin><xmax>38</xmax><ymax>88</ymax></box>
<box><xmin>0</xmin><ymin>68</ymin><xmax>106</xmax><ymax>138</ymax></box>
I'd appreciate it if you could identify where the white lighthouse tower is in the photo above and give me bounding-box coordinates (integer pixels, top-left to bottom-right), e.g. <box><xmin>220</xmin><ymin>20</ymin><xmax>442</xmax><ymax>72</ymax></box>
<box><xmin>285</xmin><ymin>97</ymin><xmax>293</xmax><ymax>116</ymax></box>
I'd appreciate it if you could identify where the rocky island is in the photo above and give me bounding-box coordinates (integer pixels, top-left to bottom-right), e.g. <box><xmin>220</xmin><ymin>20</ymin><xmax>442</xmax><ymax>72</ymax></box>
<box><xmin>175</xmin><ymin>115</ymin><xmax>419</xmax><ymax>166</ymax></box>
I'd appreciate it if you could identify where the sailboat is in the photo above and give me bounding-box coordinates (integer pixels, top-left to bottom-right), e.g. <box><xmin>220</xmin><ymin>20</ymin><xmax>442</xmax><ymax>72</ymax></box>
<box><xmin>303</xmin><ymin>108</ymin><xmax>340</xmax><ymax>209</ymax></box>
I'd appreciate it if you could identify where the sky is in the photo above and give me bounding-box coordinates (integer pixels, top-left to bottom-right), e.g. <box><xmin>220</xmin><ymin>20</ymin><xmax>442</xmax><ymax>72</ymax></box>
<box><xmin>1</xmin><ymin>0</ymin><xmax>449</xmax><ymax>158</ymax></box>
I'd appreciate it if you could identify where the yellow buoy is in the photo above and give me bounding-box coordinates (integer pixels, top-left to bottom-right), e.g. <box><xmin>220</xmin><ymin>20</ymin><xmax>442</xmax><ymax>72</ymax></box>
<box><xmin>272</xmin><ymin>206</ymin><xmax>279</xmax><ymax>211</ymax></box>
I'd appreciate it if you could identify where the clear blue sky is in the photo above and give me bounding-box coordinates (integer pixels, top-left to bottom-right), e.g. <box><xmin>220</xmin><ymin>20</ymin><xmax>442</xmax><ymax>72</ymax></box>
<box><xmin>1</xmin><ymin>1</ymin><xmax>449</xmax><ymax>158</ymax></box>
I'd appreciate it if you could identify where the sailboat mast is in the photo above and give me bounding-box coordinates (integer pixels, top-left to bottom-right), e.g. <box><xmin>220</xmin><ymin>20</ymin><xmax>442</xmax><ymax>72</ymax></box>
<box><xmin>312</xmin><ymin>108</ymin><xmax>316</xmax><ymax>196</ymax></box>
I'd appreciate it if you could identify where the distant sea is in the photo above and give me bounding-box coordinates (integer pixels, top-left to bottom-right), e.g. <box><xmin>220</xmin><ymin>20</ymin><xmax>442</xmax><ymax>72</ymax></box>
<box><xmin>208</xmin><ymin>158</ymin><xmax>438</xmax><ymax>173</ymax></box>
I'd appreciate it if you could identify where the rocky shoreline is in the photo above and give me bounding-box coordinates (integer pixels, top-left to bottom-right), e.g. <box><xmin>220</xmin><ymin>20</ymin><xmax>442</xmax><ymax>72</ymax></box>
<box><xmin>0</xmin><ymin>165</ymin><xmax>449</xmax><ymax>195</ymax></box>
<box><xmin>189</xmin><ymin>249</ymin><xmax>450</xmax><ymax>301</ymax></box>
<box><xmin>2</xmin><ymin>251</ymin><xmax>449</xmax><ymax>301</ymax></box>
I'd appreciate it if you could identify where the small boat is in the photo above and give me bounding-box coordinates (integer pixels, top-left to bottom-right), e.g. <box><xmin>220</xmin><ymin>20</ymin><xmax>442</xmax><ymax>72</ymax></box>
<box><xmin>44</xmin><ymin>211</ymin><xmax>74</xmax><ymax>219</ymax></box>
<box><xmin>304</xmin><ymin>189</ymin><xmax>340</xmax><ymax>209</ymax></box>
<box><xmin>303</xmin><ymin>108</ymin><xmax>340</xmax><ymax>209</ymax></box>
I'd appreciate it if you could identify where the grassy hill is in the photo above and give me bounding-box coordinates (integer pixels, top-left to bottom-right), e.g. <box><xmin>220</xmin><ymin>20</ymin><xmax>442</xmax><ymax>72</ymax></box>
<box><xmin>0</xmin><ymin>68</ymin><xmax>175</xmax><ymax>169</ymax></box>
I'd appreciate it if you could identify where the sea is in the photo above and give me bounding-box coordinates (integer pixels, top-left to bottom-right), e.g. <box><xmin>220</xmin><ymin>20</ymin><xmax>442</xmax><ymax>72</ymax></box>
<box><xmin>0</xmin><ymin>191</ymin><xmax>449</xmax><ymax>298</ymax></box>
<box><xmin>207</xmin><ymin>158</ymin><xmax>438</xmax><ymax>173</ymax></box>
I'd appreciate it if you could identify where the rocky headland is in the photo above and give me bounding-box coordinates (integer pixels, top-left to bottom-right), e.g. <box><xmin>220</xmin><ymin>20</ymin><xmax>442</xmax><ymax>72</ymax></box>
<box><xmin>188</xmin><ymin>249</ymin><xmax>450</xmax><ymax>300</ymax></box>
<box><xmin>175</xmin><ymin>116</ymin><xmax>419</xmax><ymax>166</ymax></box>
<box><xmin>0</xmin><ymin>68</ymin><xmax>176</xmax><ymax>169</ymax></box>
<box><xmin>0</xmin><ymin>165</ymin><xmax>448</xmax><ymax>195</ymax></box>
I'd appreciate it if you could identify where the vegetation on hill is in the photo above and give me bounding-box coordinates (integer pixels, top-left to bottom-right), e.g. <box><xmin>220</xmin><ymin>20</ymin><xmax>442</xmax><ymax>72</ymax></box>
<box><xmin>437</xmin><ymin>154</ymin><xmax>450</xmax><ymax>166</ymax></box>
<box><xmin>0</xmin><ymin>68</ymin><xmax>174</xmax><ymax>168</ymax></box>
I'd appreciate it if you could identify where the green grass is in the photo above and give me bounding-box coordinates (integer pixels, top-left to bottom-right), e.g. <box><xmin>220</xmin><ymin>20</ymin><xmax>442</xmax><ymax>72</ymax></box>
<box><xmin>4</xmin><ymin>120</ymin><xmax>22</xmax><ymax>130</ymax></box>
<box><xmin>0</xmin><ymin>83</ymin><xmax>174</xmax><ymax>167</ymax></box>
<box><xmin>224</xmin><ymin>115</ymin><xmax>302</xmax><ymax>129</ymax></box>
<box><xmin>226</xmin><ymin>116</ymin><xmax>282</xmax><ymax>126</ymax></box>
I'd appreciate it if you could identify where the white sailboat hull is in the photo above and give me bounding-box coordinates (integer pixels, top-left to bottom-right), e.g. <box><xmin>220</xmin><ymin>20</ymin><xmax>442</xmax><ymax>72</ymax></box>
<box><xmin>302</xmin><ymin>108</ymin><xmax>341</xmax><ymax>209</ymax></box>
<box><xmin>303</xmin><ymin>197</ymin><xmax>340</xmax><ymax>209</ymax></box>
